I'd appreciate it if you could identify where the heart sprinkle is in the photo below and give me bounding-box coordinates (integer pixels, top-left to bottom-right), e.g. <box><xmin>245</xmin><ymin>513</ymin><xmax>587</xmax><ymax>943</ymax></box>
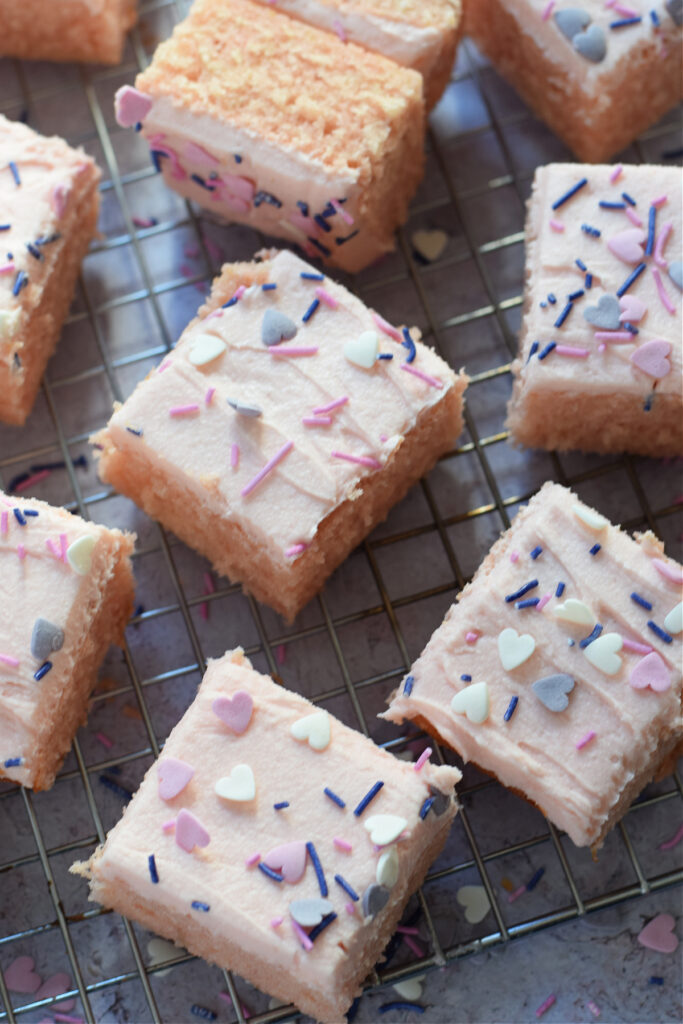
<box><xmin>629</xmin><ymin>651</ymin><xmax>671</xmax><ymax>692</ymax></box>
<box><xmin>263</xmin><ymin>841</ymin><xmax>308</xmax><ymax>883</ymax></box>
<box><xmin>364</xmin><ymin>814</ymin><xmax>408</xmax><ymax>846</ymax></box>
<box><xmin>344</xmin><ymin>330</ymin><xmax>380</xmax><ymax>369</ymax></box>
<box><xmin>30</xmin><ymin>618</ymin><xmax>64</xmax><ymax>660</ymax></box>
<box><xmin>157</xmin><ymin>757</ymin><xmax>195</xmax><ymax>800</ymax></box>
<box><xmin>456</xmin><ymin>884</ymin><xmax>491</xmax><ymax>924</ymax></box>
<box><xmin>583</xmin><ymin>632</ymin><xmax>623</xmax><ymax>675</ymax></box>
<box><xmin>290</xmin><ymin>710</ymin><xmax>331</xmax><ymax>750</ymax></box>
<box><xmin>630</xmin><ymin>340</ymin><xmax>672</xmax><ymax>379</ymax></box>
<box><xmin>212</xmin><ymin>691</ymin><xmax>254</xmax><ymax>734</ymax></box>
<box><xmin>362</xmin><ymin>883</ymin><xmax>390</xmax><ymax>918</ymax></box>
<box><xmin>289</xmin><ymin>897</ymin><xmax>333</xmax><ymax>927</ymax></box>
<box><xmin>637</xmin><ymin>913</ymin><xmax>679</xmax><ymax>954</ymax></box>
<box><xmin>215</xmin><ymin>764</ymin><xmax>256</xmax><ymax>801</ymax></box>
<box><xmin>175</xmin><ymin>808</ymin><xmax>210</xmax><ymax>852</ymax></box>
<box><xmin>376</xmin><ymin>846</ymin><xmax>399</xmax><ymax>888</ymax></box>
<box><xmin>572</xmin><ymin>504</ymin><xmax>608</xmax><ymax>531</ymax></box>
<box><xmin>451</xmin><ymin>682</ymin><xmax>490</xmax><ymax>724</ymax></box>
<box><xmin>498</xmin><ymin>627</ymin><xmax>536</xmax><ymax>670</ymax></box>
<box><xmin>532</xmin><ymin>673</ymin><xmax>575</xmax><ymax>712</ymax></box>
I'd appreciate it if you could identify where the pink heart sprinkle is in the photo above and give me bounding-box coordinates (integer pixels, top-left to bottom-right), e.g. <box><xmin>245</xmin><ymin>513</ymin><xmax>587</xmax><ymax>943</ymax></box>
<box><xmin>262</xmin><ymin>841</ymin><xmax>308</xmax><ymax>884</ymax></box>
<box><xmin>5</xmin><ymin>956</ymin><xmax>41</xmax><ymax>994</ymax></box>
<box><xmin>114</xmin><ymin>86</ymin><xmax>152</xmax><ymax>128</ymax></box>
<box><xmin>607</xmin><ymin>228</ymin><xmax>646</xmax><ymax>265</ymax></box>
<box><xmin>652</xmin><ymin>558</ymin><xmax>683</xmax><ymax>585</ymax></box>
<box><xmin>629</xmin><ymin>652</ymin><xmax>671</xmax><ymax>693</ymax></box>
<box><xmin>212</xmin><ymin>691</ymin><xmax>253</xmax><ymax>734</ymax></box>
<box><xmin>36</xmin><ymin>973</ymin><xmax>74</xmax><ymax>1011</ymax></box>
<box><xmin>637</xmin><ymin>913</ymin><xmax>679</xmax><ymax>954</ymax></box>
<box><xmin>157</xmin><ymin>757</ymin><xmax>195</xmax><ymax>801</ymax></box>
<box><xmin>630</xmin><ymin>340</ymin><xmax>672</xmax><ymax>379</ymax></box>
<box><xmin>175</xmin><ymin>808</ymin><xmax>210</xmax><ymax>853</ymax></box>
<box><xmin>619</xmin><ymin>294</ymin><xmax>647</xmax><ymax>323</ymax></box>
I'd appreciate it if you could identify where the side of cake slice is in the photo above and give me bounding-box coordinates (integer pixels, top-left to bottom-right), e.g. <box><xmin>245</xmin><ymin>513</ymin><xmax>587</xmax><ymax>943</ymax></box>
<box><xmin>73</xmin><ymin>648</ymin><xmax>460</xmax><ymax>1023</ymax></box>
<box><xmin>382</xmin><ymin>482</ymin><xmax>683</xmax><ymax>848</ymax></box>
<box><xmin>92</xmin><ymin>249</ymin><xmax>467</xmax><ymax>622</ymax></box>
<box><xmin>114</xmin><ymin>0</ymin><xmax>425</xmax><ymax>273</ymax></box>
<box><xmin>0</xmin><ymin>0</ymin><xmax>138</xmax><ymax>65</ymax></box>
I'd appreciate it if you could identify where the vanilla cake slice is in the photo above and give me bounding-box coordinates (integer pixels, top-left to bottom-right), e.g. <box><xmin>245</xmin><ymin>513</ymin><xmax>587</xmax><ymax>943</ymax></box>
<box><xmin>382</xmin><ymin>483</ymin><xmax>683</xmax><ymax>848</ymax></box>
<box><xmin>74</xmin><ymin>649</ymin><xmax>460</xmax><ymax>1023</ymax></box>
<box><xmin>92</xmin><ymin>250</ymin><xmax>467</xmax><ymax>622</ymax></box>
<box><xmin>113</xmin><ymin>0</ymin><xmax>425</xmax><ymax>273</ymax></box>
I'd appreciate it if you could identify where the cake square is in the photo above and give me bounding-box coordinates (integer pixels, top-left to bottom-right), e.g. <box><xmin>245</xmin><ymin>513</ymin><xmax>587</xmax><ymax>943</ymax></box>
<box><xmin>0</xmin><ymin>114</ymin><xmax>101</xmax><ymax>426</ymax></box>
<box><xmin>92</xmin><ymin>249</ymin><xmax>467</xmax><ymax>622</ymax></box>
<box><xmin>464</xmin><ymin>0</ymin><xmax>682</xmax><ymax>163</ymax></box>
<box><xmin>114</xmin><ymin>0</ymin><xmax>426</xmax><ymax>273</ymax></box>
<box><xmin>248</xmin><ymin>0</ymin><xmax>463</xmax><ymax>110</ymax></box>
<box><xmin>0</xmin><ymin>0</ymin><xmax>138</xmax><ymax>65</ymax></box>
<box><xmin>73</xmin><ymin>649</ymin><xmax>460</xmax><ymax>1022</ymax></box>
<box><xmin>382</xmin><ymin>482</ymin><xmax>683</xmax><ymax>848</ymax></box>
<box><xmin>0</xmin><ymin>490</ymin><xmax>135</xmax><ymax>791</ymax></box>
<box><xmin>506</xmin><ymin>163</ymin><xmax>682</xmax><ymax>456</ymax></box>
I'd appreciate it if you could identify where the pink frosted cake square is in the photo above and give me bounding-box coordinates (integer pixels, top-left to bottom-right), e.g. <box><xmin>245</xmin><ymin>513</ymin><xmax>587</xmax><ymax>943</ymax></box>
<box><xmin>74</xmin><ymin>649</ymin><xmax>460</xmax><ymax>1022</ymax></box>
<box><xmin>0</xmin><ymin>491</ymin><xmax>135</xmax><ymax>791</ymax></box>
<box><xmin>382</xmin><ymin>482</ymin><xmax>683</xmax><ymax>848</ymax></box>
<box><xmin>0</xmin><ymin>114</ymin><xmax>101</xmax><ymax>426</ymax></box>
<box><xmin>92</xmin><ymin>249</ymin><xmax>467</xmax><ymax>622</ymax></box>
<box><xmin>0</xmin><ymin>0</ymin><xmax>137</xmax><ymax>65</ymax></box>
<box><xmin>506</xmin><ymin>163</ymin><xmax>682</xmax><ymax>456</ymax></box>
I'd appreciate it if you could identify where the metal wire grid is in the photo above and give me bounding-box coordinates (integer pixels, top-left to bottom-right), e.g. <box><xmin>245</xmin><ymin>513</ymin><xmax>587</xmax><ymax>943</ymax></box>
<box><xmin>0</xmin><ymin>2</ymin><xmax>682</xmax><ymax>1020</ymax></box>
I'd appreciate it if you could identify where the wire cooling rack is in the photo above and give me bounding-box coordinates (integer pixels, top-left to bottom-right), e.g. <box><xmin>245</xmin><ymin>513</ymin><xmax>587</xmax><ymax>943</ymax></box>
<box><xmin>1</xmin><ymin>2</ymin><xmax>682</xmax><ymax>1022</ymax></box>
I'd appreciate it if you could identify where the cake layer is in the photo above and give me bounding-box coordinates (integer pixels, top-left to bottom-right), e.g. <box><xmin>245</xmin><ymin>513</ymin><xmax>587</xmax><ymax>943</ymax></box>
<box><xmin>507</xmin><ymin>163</ymin><xmax>682</xmax><ymax>456</ymax></box>
<box><xmin>117</xmin><ymin>0</ymin><xmax>425</xmax><ymax>272</ymax></box>
<box><xmin>0</xmin><ymin>491</ymin><xmax>135</xmax><ymax>790</ymax></box>
<box><xmin>74</xmin><ymin>649</ymin><xmax>460</xmax><ymax>1022</ymax></box>
<box><xmin>383</xmin><ymin>482</ymin><xmax>683</xmax><ymax>848</ymax></box>
<box><xmin>93</xmin><ymin>250</ymin><xmax>467</xmax><ymax>621</ymax></box>
<box><xmin>0</xmin><ymin>0</ymin><xmax>138</xmax><ymax>65</ymax></box>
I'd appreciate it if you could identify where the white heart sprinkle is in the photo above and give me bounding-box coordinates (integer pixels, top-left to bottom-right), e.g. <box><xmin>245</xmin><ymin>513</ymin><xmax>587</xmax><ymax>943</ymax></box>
<box><xmin>450</xmin><ymin>682</ymin><xmax>490</xmax><ymax>724</ymax></box>
<box><xmin>393</xmin><ymin>977</ymin><xmax>424</xmax><ymax>1001</ymax></box>
<box><xmin>290</xmin><ymin>710</ymin><xmax>331</xmax><ymax>751</ymax></box>
<box><xmin>364</xmin><ymin>814</ymin><xmax>407</xmax><ymax>846</ymax></box>
<box><xmin>344</xmin><ymin>331</ymin><xmax>379</xmax><ymax>369</ymax></box>
<box><xmin>147</xmin><ymin>938</ymin><xmax>183</xmax><ymax>977</ymax></box>
<box><xmin>498</xmin><ymin>628</ymin><xmax>535</xmax><ymax>670</ymax></box>
<box><xmin>289</xmin><ymin>897</ymin><xmax>333</xmax><ymax>927</ymax></box>
<box><xmin>188</xmin><ymin>334</ymin><xmax>226</xmax><ymax>367</ymax></box>
<box><xmin>412</xmin><ymin>228</ymin><xmax>448</xmax><ymax>263</ymax></box>
<box><xmin>583</xmin><ymin>633</ymin><xmax>623</xmax><ymax>675</ymax></box>
<box><xmin>457</xmin><ymin>885</ymin><xmax>491</xmax><ymax>924</ymax></box>
<box><xmin>214</xmin><ymin>764</ymin><xmax>255</xmax><ymax>802</ymax></box>
<box><xmin>572</xmin><ymin>504</ymin><xmax>608</xmax><ymax>531</ymax></box>
<box><xmin>66</xmin><ymin>535</ymin><xmax>96</xmax><ymax>575</ymax></box>
<box><xmin>663</xmin><ymin>601</ymin><xmax>682</xmax><ymax>635</ymax></box>
<box><xmin>376</xmin><ymin>845</ymin><xmax>399</xmax><ymax>888</ymax></box>
<box><xmin>554</xmin><ymin>599</ymin><xmax>594</xmax><ymax>625</ymax></box>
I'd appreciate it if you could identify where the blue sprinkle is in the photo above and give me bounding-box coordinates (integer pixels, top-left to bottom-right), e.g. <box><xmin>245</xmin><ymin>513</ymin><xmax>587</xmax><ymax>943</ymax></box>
<box><xmin>647</xmin><ymin>621</ymin><xmax>673</xmax><ymax>644</ymax></box>
<box><xmin>555</xmin><ymin>581</ymin><xmax>566</xmax><ymax>597</ymax></box>
<box><xmin>262</xmin><ymin>282</ymin><xmax>277</xmax><ymax>291</ymax></box>
<box><xmin>126</xmin><ymin>426</ymin><xmax>143</xmax><ymax>436</ymax></box>
<box><xmin>649</xmin><ymin>976</ymin><xmax>664</xmax><ymax>985</ymax></box>
<box><xmin>503</xmin><ymin>696</ymin><xmax>518</xmax><ymax>722</ymax></box>
<box><xmin>621</xmin><ymin>192</ymin><xmax>637</xmax><ymax>207</ymax></box>
<box><xmin>0</xmin><ymin>224</ymin><xmax>11</xmax><ymax>231</ymax></box>
<box><xmin>308</xmin><ymin>912</ymin><xmax>337</xmax><ymax>942</ymax></box>
<box><xmin>150</xmin><ymin>149</ymin><xmax>165</xmax><ymax>173</ymax></box>
<box><xmin>34</xmin><ymin>661</ymin><xmax>52</xmax><ymax>681</ymax></box>
<box><xmin>650</xmin><ymin>10</ymin><xmax>660</xmax><ymax>26</ymax></box>
<box><xmin>191</xmin><ymin>901</ymin><xmax>210</xmax><ymax>912</ymax></box>
<box><xmin>568</xmin><ymin>639</ymin><xmax>576</xmax><ymax>647</ymax></box>
<box><xmin>567</xmin><ymin>289</ymin><xmax>584</xmax><ymax>301</ymax></box>
<box><xmin>554</xmin><ymin>302</ymin><xmax>573</xmax><ymax>327</ymax></box>
<box><xmin>579</xmin><ymin>624</ymin><xmax>603</xmax><ymax>649</ymax></box>
<box><xmin>148</xmin><ymin>854</ymin><xmax>159</xmax><ymax>884</ymax></box>
<box><xmin>273</xmin><ymin>801</ymin><xmax>289</xmax><ymax>810</ymax></box>
<box><xmin>23</xmin><ymin>509</ymin><xmax>38</xmax><ymax>517</ymax></box>
<box><xmin>585</xmin><ymin>273</ymin><xmax>593</xmax><ymax>289</ymax></box>
<box><xmin>419</xmin><ymin>796</ymin><xmax>435</xmax><ymax>820</ymax></box>
<box><xmin>334</xmin><ymin>874</ymin><xmax>359</xmax><ymax>901</ymax></box>
<box><xmin>581</xmin><ymin>224</ymin><xmax>601</xmax><ymax>238</ymax></box>
<box><xmin>461</xmin><ymin>674</ymin><xmax>472</xmax><ymax>682</ymax></box>
<box><xmin>526</xmin><ymin>867</ymin><xmax>545</xmax><ymax>891</ymax></box>
<box><xmin>575</xmin><ymin>258</ymin><xmax>587</xmax><ymax>271</ymax></box>
<box><xmin>644</xmin><ymin>395</ymin><xmax>653</xmax><ymax>413</ymax></box>
<box><xmin>527</xmin><ymin>341</ymin><xmax>539</xmax><ymax>363</ymax></box>
<box><xmin>324</xmin><ymin>787</ymin><xmax>346</xmax><ymax>809</ymax></box>
<box><xmin>547</xmin><ymin>293</ymin><xmax>557</xmax><ymax>305</ymax></box>
<box><xmin>505</xmin><ymin>580</ymin><xmax>539</xmax><ymax>603</ymax></box>
<box><xmin>258</xmin><ymin>863</ymin><xmax>284</xmax><ymax>883</ymax></box>
<box><xmin>234</xmin><ymin>154</ymin><xmax>243</xmax><ymax>163</ymax></box>
<box><xmin>306</xmin><ymin>841</ymin><xmax>328</xmax><ymax>896</ymax></box>
<box><xmin>4</xmin><ymin>757</ymin><xmax>23</xmax><ymax>768</ymax></box>
<box><xmin>191</xmin><ymin>1007</ymin><xmax>217</xmax><ymax>1021</ymax></box>
<box><xmin>401</xmin><ymin>326</ymin><xmax>416</xmax><ymax>363</ymax></box>
<box><xmin>610</xmin><ymin>16</ymin><xmax>642</xmax><ymax>27</ymax></box>
<box><xmin>552</xmin><ymin>177</ymin><xmax>588</xmax><ymax>210</ymax></box>
<box><xmin>403</xmin><ymin>675</ymin><xmax>414</xmax><ymax>696</ymax></box>
<box><xmin>540</xmin><ymin>301</ymin><xmax>547</xmax><ymax>310</ymax></box>
<box><xmin>335</xmin><ymin>229</ymin><xmax>359</xmax><ymax>247</ymax></box>
<box><xmin>300</xmin><ymin>271</ymin><xmax>324</xmax><ymax>281</ymax></box>
<box><xmin>302</xmin><ymin>297</ymin><xmax>320</xmax><ymax>323</ymax></box>
<box><xmin>623</xmin><ymin>322</ymin><xmax>639</xmax><ymax>334</ymax></box>
<box><xmin>589</xmin><ymin>543</ymin><xmax>601</xmax><ymax>556</ymax></box>
<box><xmin>308</xmin><ymin>237</ymin><xmax>331</xmax><ymax>257</ymax></box>
<box><xmin>190</xmin><ymin>173</ymin><xmax>215</xmax><ymax>191</ymax></box>
<box><xmin>599</xmin><ymin>201</ymin><xmax>626</xmax><ymax>209</ymax></box>
<box><xmin>378</xmin><ymin>353</ymin><xmax>393</xmax><ymax>360</ymax></box>
<box><xmin>617</xmin><ymin>262</ymin><xmax>646</xmax><ymax>297</ymax></box>
<box><xmin>313</xmin><ymin>214</ymin><xmax>332</xmax><ymax>233</ymax></box>
<box><xmin>516</xmin><ymin>597</ymin><xmax>540</xmax><ymax>609</ymax></box>
<box><xmin>379</xmin><ymin>1003</ymin><xmax>425</xmax><ymax>1015</ymax></box>
<box><xmin>297</xmin><ymin>200</ymin><xmax>309</xmax><ymax>215</ymax></box>
<box><xmin>630</xmin><ymin>592</ymin><xmax>652</xmax><ymax>610</ymax></box>
<box><xmin>222</xmin><ymin>296</ymin><xmax>239</xmax><ymax>308</ymax></box>
<box><xmin>347</xmin><ymin>997</ymin><xmax>362</xmax><ymax>1023</ymax></box>
<box><xmin>26</xmin><ymin>242</ymin><xmax>43</xmax><ymax>260</ymax></box>
<box><xmin>646</xmin><ymin>205</ymin><xmax>656</xmax><ymax>256</ymax></box>
<box><xmin>9</xmin><ymin>161</ymin><xmax>21</xmax><ymax>186</ymax></box>
<box><xmin>530</xmin><ymin>545</ymin><xmax>543</xmax><ymax>560</ymax></box>
<box><xmin>538</xmin><ymin>341</ymin><xmax>557</xmax><ymax>360</ymax></box>
<box><xmin>253</xmin><ymin>190</ymin><xmax>282</xmax><ymax>209</ymax></box>
<box><xmin>98</xmin><ymin>775</ymin><xmax>133</xmax><ymax>802</ymax></box>
<box><xmin>353</xmin><ymin>780</ymin><xmax>384</xmax><ymax>817</ymax></box>
<box><xmin>134</xmin><ymin>122</ymin><xmax>142</xmax><ymax>132</ymax></box>
<box><xmin>12</xmin><ymin>270</ymin><xmax>28</xmax><ymax>296</ymax></box>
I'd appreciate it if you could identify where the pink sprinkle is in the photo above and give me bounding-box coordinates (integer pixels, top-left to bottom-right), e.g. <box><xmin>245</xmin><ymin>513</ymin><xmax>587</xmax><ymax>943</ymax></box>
<box><xmin>1</xmin><ymin>510</ymin><xmax>8</xmax><ymax>534</ymax></box>
<box><xmin>241</xmin><ymin>440</ymin><xmax>293</xmax><ymax>497</ymax></box>
<box><xmin>536</xmin><ymin>593</ymin><xmax>552</xmax><ymax>612</ymax></box>
<box><xmin>331</xmin><ymin>450</ymin><xmax>381</xmax><ymax>470</ymax></box>
<box><xmin>555</xmin><ymin>345</ymin><xmax>589</xmax><ymax>358</ymax></box>
<box><xmin>184</xmin><ymin>243</ymin><xmax>200</xmax><ymax>259</ymax></box>
<box><xmin>331</xmin><ymin>199</ymin><xmax>354</xmax><ymax>225</ymax></box>
<box><xmin>205</xmin><ymin>308</ymin><xmax>223</xmax><ymax>321</ymax></box>
<box><xmin>507</xmin><ymin>884</ymin><xmax>527</xmax><ymax>904</ymax></box>
<box><xmin>315</xmin><ymin>286</ymin><xmax>339</xmax><ymax>309</ymax></box>
<box><xmin>302</xmin><ymin>415</ymin><xmax>331</xmax><ymax>427</ymax></box>
<box><xmin>659</xmin><ymin>822</ymin><xmax>683</xmax><ymax>850</ymax></box>
<box><xmin>230</xmin><ymin>443</ymin><xmax>239</xmax><ymax>470</ymax></box>
<box><xmin>14</xmin><ymin>469</ymin><xmax>50</xmax><ymax>492</ymax></box>
<box><xmin>332</xmin><ymin>18</ymin><xmax>348</xmax><ymax>43</ymax></box>
<box><xmin>371</xmin><ymin>312</ymin><xmax>402</xmax><ymax>341</ymax></box>
<box><xmin>313</xmin><ymin>395</ymin><xmax>348</xmax><ymax>415</ymax></box>
<box><xmin>465</xmin><ymin>631</ymin><xmax>479</xmax><ymax>644</ymax></box>
<box><xmin>395</xmin><ymin>926</ymin><xmax>421</xmax><ymax>936</ymax></box>
<box><xmin>621</xmin><ymin>637</ymin><xmax>653</xmax><ymax>655</ymax></box>
<box><xmin>542</xmin><ymin>0</ymin><xmax>555</xmax><ymax>19</ymax></box>
<box><xmin>345</xmin><ymin>901</ymin><xmax>356</xmax><ymax>914</ymax></box>
<box><xmin>549</xmin><ymin>219</ymin><xmax>565</xmax><ymax>232</ymax></box>
<box><xmin>205</xmin><ymin>387</ymin><xmax>215</xmax><ymax>406</ymax></box>
<box><xmin>276</xmin><ymin>644</ymin><xmax>286</xmax><ymax>666</ymax></box>
<box><xmin>609</xmin><ymin>165</ymin><xmax>623</xmax><ymax>183</ymax></box>
<box><xmin>624</xmin><ymin>206</ymin><xmax>644</xmax><ymax>227</ymax></box>
<box><xmin>17</xmin><ymin>544</ymin><xmax>26</xmax><ymax>560</ymax></box>
<box><xmin>285</xmin><ymin>543</ymin><xmax>307</xmax><ymax>557</ymax></box>
<box><xmin>203</xmin><ymin>571</ymin><xmax>215</xmax><ymax>595</ymax></box>
<box><xmin>60</xmin><ymin>532</ymin><xmax>68</xmax><ymax>563</ymax></box>
<box><xmin>270</xmin><ymin>917</ymin><xmax>283</xmax><ymax>929</ymax></box>
<box><xmin>169</xmin><ymin>404</ymin><xmax>200</xmax><ymax>417</ymax></box>
<box><xmin>95</xmin><ymin>731</ymin><xmax>113</xmax><ymax>749</ymax></box>
<box><xmin>157</xmin><ymin>357</ymin><xmax>172</xmax><ymax>373</ymax></box>
<box><xmin>333</xmin><ymin>837</ymin><xmax>352</xmax><ymax>852</ymax></box>
<box><xmin>46</xmin><ymin>538</ymin><xmax>60</xmax><ymax>558</ymax></box>
<box><xmin>587</xmin><ymin>1001</ymin><xmax>601</xmax><ymax>1019</ymax></box>
<box><xmin>576</xmin><ymin>730</ymin><xmax>596</xmax><ymax>750</ymax></box>
<box><xmin>652</xmin><ymin>267</ymin><xmax>675</xmax><ymax>314</ymax></box>
<box><xmin>414</xmin><ymin>747</ymin><xmax>432</xmax><ymax>772</ymax></box>
<box><xmin>401</xmin><ymin>934</ymin><xmax>425</xmax><ymax>958</ymax></box>
<box><xmin>536</xmin><ymin>994</ymin><xmax>556</xmax><ymax>1019</ymax></box>
<box><xmin>594</xmin><ymin>331</ymin><xmax>634</xmax><ymax>342</ymax></box>
<box><xmin>51</xmin><ymin>183</ymin><xmax>69</xmax><ymax>218</ymax></box>
<box><xmin>614</xmin><ymin>2</ymin><xmax>638</xmax><ymax>16</ymax></box>
<box><xmin>598</xmin><ymin>343</ymin><xmax>606</xmax><ymax>353</ymax></box>
<box><xmin>271</xmin><ymin>346</ymin><xmax>319</xmax><ymax>357</ymax></box>
<box><xmin>233</xmin><ymin>285</ymin><xmax>246</xmax><ymax>301</ymax></box>
<box><xmin>510</xmin><ymin>550</ymin><xmax>519</xmax><ymax>563</ymax></box>
<box><xmin>179</xmin><ymin>262</ymin><xmax>193</xmax><ymax>279</ymax></box>
<box><xmin>0</xmin><ymin>654</ymin><xmax>20</xmax><ymax>667</ymax></box>
<box><xmin>199</xmin><ymin>602</ymin><xmax>209</xmax><ymax>621</ymax></box>
<box><xmin>651</xmin><ymin>195</ymin><xmax>668</xmax><ymax>208</ymax></box>
<box><xmin>245</xmin><ymin>851</ymin><xmax>261</xmax><ymax>867</ymax></box>
<box><xmin>291</xmin><ymin>919</ymin><xmax>313</xmax><ymax>952</ymax></box>
<box><xmin>0</xmin><ymin>262</ymin><xmax>15</xmax><ymax>274</ymax></box>
<box><xmin>161</xmin><ymin>819</ymin><xmax>176</xmax><ymax>832</ymax></box>
<box><xmin>400</xmin><ymin>363</ymin><xmax>443</xmax><ymax>389</ymax></box>
<box><xmin>132</xmin><ymin>216</ymin><xmax>156</xmax><ymax>229</ymax></box>
<box><xmin>654</xmin><ymin>221</ymin><xmax>673</xmax><ymax>268</ymax></box>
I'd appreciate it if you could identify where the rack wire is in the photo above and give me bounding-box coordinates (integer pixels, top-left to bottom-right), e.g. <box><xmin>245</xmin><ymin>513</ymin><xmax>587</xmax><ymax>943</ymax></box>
<box><xmin>0</xmin><ymin>2</ymin><xmax>681</xmax><ymax>1021</ymax></box>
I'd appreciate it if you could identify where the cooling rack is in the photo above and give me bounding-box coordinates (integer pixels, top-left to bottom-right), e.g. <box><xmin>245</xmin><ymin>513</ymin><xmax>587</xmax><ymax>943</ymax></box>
<box><xmin>1</xmin><ymin>1</ymin><xmax>682</xmax><ymax>1022</ymax></box>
